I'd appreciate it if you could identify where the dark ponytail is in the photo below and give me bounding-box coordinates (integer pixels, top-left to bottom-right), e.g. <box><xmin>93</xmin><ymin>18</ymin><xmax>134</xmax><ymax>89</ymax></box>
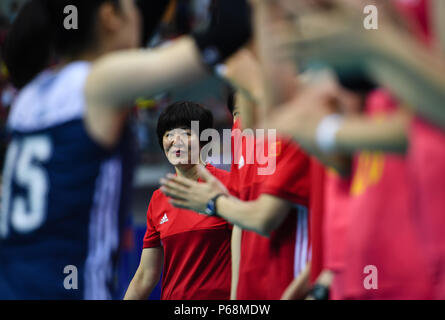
<box><xmin>4</xmin><ymin>0</ymin><xmax>173</xmax><ymax>89</ymax></box>
<box><xmin>3</xmin><ymin>0</ymin><xmax>120</xmax><ymax>89</ymax></box>
<box><xmin>3</xmin><ymin>0</ymin><xmax>53</xmax><ymax>89</ymax></box>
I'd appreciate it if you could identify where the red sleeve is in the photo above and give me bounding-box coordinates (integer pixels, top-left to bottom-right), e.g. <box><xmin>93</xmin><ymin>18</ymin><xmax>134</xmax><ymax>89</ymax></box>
<box><xmin>259</xmin><ymin>139</ymin><xmax>310</xmax><ymax>206</ymax></box>
<box><xmin>143</xmin><ymin>192</ymin><xmax>162</xmax><ymax>248</ymax></box>
<box><xmin>322</xmin><ymin>170</ymin><xmax>352</xmax><ymax>272</ymax></box>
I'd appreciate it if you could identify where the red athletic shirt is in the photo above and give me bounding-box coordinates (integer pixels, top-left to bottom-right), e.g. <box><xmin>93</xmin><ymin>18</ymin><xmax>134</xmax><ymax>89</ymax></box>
<box><xmin>393</xmin><ymin>0</ymin><xmax>431</xmax><ymax>46</ymax></box>
<box><xmin>143</xmin><ymin>163</ymin><xmax>232</xmax><ymax>300</ymax></box>
<box><xmin>323</xmin><ymin>172</ymin><xmax>351</xmax><ymax>274</ymax></box>
<box><xmin>308</xmin><ymin>158</ymin><xmax>326</xmax><ymax>283</ymax></box>
<box><xmin>394</xmin><ymin>0</ymin><xmax>445</xmax><ymax>299</ymax></box>
<box><xmin>342</xmin><ymin>89</ymin><xmax>431</xmax><ymax>299</ymax></box>
<box><xmin>322</xmin><ymin>169</ymin><xmax>352</xmax><ymax>300</ymax></box>
<box><xmin>230</xmin><ymin>132</ymin><xmax>311</xmax><ymax>299</ymax></box>
<box><xmin>408</xmin><ymin>117</ymin><xmax>445</xmax><ymax>299</ymax></box>
<box><xmin>307</xmin><ymin>159</ymin><xmax>352</xmax><ymax>299</ymax></box>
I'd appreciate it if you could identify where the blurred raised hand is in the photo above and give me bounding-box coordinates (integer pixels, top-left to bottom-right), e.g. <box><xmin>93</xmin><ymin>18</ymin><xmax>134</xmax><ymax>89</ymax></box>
<box><xmin>223</xmin><ymin>48</ymin><xmax>265</xmax><ymax>129</ymax></box>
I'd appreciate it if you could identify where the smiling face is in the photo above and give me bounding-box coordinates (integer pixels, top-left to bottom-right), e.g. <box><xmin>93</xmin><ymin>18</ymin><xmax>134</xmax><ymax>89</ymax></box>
<box><xmin>162</xmin><ymin>127</ymin><xmax>201</xmax><ymax>168</ymax></box>
<box><xmin>157</xmin><ymin>101</ymin><xmax>214</xmax><ymax>168</ymax></box>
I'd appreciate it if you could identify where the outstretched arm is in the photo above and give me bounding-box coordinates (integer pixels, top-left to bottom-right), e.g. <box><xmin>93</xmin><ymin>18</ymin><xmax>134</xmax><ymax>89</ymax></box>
<box><xmin>85</xmin><ymin>37</ymin><xmax>209</xmax><ymax>148</ymax></box>
<box><xmin>291</xmin><ymin>0</ymin><xmax>445</xmax><ymax>128</ymax></box>
<box><xmin>160</xmin><ymin>166</ymin><xmax>290</xmax><ymax>237</ymax></box>
<box><xmin>85</xmin><ymin>0</ymin><xmax>252</xmax><ymax>147</ymax></box>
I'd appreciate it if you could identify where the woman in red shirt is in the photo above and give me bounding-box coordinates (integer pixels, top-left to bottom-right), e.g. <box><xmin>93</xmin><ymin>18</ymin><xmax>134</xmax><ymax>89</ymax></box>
<box><xmin>124</xmin><ymin>101</ymin><xmax>232</xmax><ymax>300</ymax></box>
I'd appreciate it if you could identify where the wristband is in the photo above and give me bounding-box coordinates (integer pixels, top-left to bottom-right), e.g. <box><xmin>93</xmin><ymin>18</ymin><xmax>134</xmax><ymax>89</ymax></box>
<box><xmin>192</xmin><ymin>0</ymin><xmax>251</xmax><ymax>70</ymax></box>
<box><xmin>309</xmin><ymin>284</ymin><xmax>330</xmax><ymax>300</ymax></box>
<box><xmin>315</xmin><ymin>114</ymin><xmax>344</xmax><ymax>153</ymax></box>
<box><xmin>205</xmin><ymin>194</ymin><xmax>226</xmax><ymax>216</ymax></box>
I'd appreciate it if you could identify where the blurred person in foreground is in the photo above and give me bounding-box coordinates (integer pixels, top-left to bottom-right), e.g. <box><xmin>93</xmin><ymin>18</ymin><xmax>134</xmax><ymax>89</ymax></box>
<box><xmin>161</xmin><ymin>18</ymin><xmax>312</xmax><ymax>300</ymax></box>
<box><xmin>261</xmin><ymin>0</ymin><xmax>445</xmax><ymax>299</ymax></box>
<box><xmin>0</xmin><ymin>0</ymin><xmax>250</xmax><ymax>299</ymax></box>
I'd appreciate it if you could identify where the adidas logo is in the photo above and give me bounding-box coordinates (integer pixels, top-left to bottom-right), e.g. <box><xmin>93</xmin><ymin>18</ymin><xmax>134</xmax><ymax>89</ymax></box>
<box><xmin>160</xmin><ymin>213</ymin><xmax>169</xmax><ymax>225</ymax></box>
<box><xmin>238</xmin><ymin>155</ymin><xmax>245</xmax><ymax>169</ymax></box>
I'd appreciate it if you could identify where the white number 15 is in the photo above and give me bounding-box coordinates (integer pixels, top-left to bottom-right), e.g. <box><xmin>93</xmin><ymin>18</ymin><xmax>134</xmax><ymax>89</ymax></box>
<box><xmin>0</xmin><ymin>136</ymin><xmax>51</xmax><ymax>238</ymax></box>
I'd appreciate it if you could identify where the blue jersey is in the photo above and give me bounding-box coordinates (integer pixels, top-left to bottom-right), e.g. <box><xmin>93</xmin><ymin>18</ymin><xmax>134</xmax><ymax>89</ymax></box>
<box><xmin>0</xmin><ymin>62</ymin><xmax>136</xmax><ymax>299</ymax></box>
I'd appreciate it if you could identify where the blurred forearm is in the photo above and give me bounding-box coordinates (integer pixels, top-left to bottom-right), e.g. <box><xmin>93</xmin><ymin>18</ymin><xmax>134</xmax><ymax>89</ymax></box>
<box><xmin>230</xmin><ymin>226</ymin><xmax>242</xmax><ymax>300</ymax></box>
<box><xmin>335</xmin><ymin>110</ymin><xmax>410</xmax><ymax>154</ymax></box>
<box><xmin>252</xmin><ymin>1</ymin><xmax>298</xmax><ymax>120</ymax></box>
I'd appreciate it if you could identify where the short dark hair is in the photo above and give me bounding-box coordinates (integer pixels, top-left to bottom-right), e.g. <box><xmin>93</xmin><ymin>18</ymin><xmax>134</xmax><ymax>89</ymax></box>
<box><xmin>156</xmin><ymin>101</ymin><xmax>214</xmax><ymax>150</ymax></box>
